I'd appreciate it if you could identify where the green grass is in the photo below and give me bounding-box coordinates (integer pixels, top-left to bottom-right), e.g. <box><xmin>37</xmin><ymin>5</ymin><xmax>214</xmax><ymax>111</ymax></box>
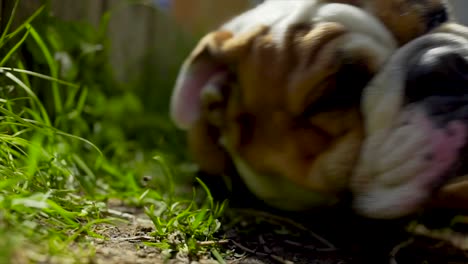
<box><xmin>0</xmin><ymin>1</ymin><xmax>228</xmax><ymax>263</ymax></box>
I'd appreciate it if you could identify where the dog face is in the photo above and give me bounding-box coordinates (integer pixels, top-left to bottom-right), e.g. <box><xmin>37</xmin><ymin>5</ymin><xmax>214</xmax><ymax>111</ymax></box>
<box><xmin>352</xmin><ymin>23</ymin><xmax>468</xmax><ymax>218</ymax></box>
<box><xmin>170</xmin><ymin>0</ymin><xmax>450</xmax><ymax>211</ymax></box>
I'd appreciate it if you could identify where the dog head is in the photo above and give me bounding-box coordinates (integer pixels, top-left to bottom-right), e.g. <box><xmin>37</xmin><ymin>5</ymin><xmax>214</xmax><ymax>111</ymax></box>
<box><xmin>352</xmin><ymin>23</ymin><xmax>468</xmax><ymax>218</ymax></box>
<box><xmin>170</xmin><ymin>0</ymin><xmax>451</xmax><ymax>210</ymax></box>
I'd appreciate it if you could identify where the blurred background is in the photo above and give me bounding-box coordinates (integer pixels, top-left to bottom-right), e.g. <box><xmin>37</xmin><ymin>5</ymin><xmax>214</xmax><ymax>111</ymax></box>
<box><xmin>449</xmin><ymin>0</ymin><xmax>468</xmax><ymax>26</ymax></box>
<box><xmin>1</xmin><ymin>0</ymin><xmax>260</xmax><ymax>90</ymax></box>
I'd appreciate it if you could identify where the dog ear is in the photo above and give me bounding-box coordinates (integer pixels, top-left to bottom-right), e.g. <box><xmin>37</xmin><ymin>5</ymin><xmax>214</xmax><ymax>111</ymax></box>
<box><xmin>170</xmin><ymin>26</ymin><xmax>269</xmax><ymax>174</ymax></box>
<box><xmin>170</xmin><ymin>30</ymin><xmax>233</xmax><ymax>130</ymax></box>
<box><xmin>170</xmin><ymin>26</ymin><xmax>268</xmax><ymax>130</ymax></box>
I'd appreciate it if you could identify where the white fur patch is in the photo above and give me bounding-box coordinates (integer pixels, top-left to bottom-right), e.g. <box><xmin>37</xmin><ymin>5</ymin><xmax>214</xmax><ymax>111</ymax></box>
<box><xmin>223</xmin><ymin>2</ymin><xmax>396</xmax><ymax>50</ymax></box>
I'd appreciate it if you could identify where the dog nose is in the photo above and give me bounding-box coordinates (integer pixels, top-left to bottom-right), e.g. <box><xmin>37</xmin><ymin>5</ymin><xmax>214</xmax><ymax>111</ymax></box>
<box><xmin>426</xmin><ymin>7</ymin><xmax>449</xmax><ymax>31</ymax></box>
<box><xmin>405</xmin><ymin>48</ymin><xmax>468</xmax><ymax>103</ymax></box>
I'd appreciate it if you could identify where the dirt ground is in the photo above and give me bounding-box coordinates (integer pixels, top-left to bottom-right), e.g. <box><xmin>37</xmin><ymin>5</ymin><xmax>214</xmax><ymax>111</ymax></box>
<box><xmin>13</xmin><ymin>176</ymin><xmax>468</xmax><ymax>264</ymax></box>
<box><xmin>84</xmin><ymin>200</ymin><xmax>468</xmax><ymax>264</ymax></box>
<box><xmin>89</xmin><ymin>173</ymin><xmax>468</xmax><ymax>264</ymax></box>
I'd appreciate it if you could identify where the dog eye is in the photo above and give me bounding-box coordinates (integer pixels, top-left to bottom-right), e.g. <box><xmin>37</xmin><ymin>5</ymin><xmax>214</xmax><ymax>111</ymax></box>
<box><xmin>425</xmin><ymin>7</ymin><xmax>449</xmax><ymax>31</ymax></box>
<box><xmin>302</xmin><ymin>63</ymin><xmax>372</xmax><ymax>116</ymax></box>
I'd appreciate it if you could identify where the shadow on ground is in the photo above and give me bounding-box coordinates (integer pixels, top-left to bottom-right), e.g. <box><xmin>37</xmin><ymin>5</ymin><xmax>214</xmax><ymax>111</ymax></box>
<box><xmin>202</xmin><ymin>172</ymin><xmax>468</xmax><ymax>264</ymax></box>
<box><xmin>59</xmin><ymin>174</ymin><xmax>468</xmax><ymax>264</ymax></box>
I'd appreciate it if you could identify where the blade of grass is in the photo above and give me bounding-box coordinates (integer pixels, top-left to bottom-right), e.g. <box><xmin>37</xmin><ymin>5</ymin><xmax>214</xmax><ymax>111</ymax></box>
<box><xmin>0</xmin><ymin>0</ymin><xmax>19</xmax><ymax>46</ymax></box>
<box><xmin>0</xmin><ymin>105</ymin><xmax>102</xmax><ymax>156</ymax></box>
<box><xmin>0</xmin><ymin>102</ymin><xmax>42</xmax><ymax>130</ymax></box>
<box><xmin>74</xmin><ymin>86</ymin><xmax>88</xmax><ymax>114</ymax></box>
<box><xmin>71</xmin><ymin>154</ymin><xmax>97</xmax><ymax>195</ymax></box>
<box><xmin>26</xmin><ymin>133</ymin><xmax>44</xmax><ymax>177</ymax></box>
<box><xmin>45</xmin><ymin>200</ymin><xmax>80</xmax><ymax>227</ymax></box>
<box><xmin>196</xmin><ymin>177</ymin><xmax>214</xmax><ymax>209</ymax></box>
<box><xmin>0</xmin><ymin>27</ymin><xmax>30</xmax><ymax>66</ymax></box>
<box><xmin>65</xmin><ymin>218</ymin><xmax>113</xmax><ymax>243</ymax></box>
<box><xmin>2</xmin><ymin>70</ymin><xmax>51</xmax><ymax>126</ymax></box>
<box><xmin>190</xmin><ymin>209</ymin><xmax>208</xmax><ymax>231</ymax></box>
<box><xmin>3</xmin><ymin>101</ymin><xmax>20</xmax><ymax>134</ymax></box>
<box><xmin>15</xmin><ymin>59</ymin><xmax>32</xmax><ymax>88</ymax></box>
<box><xmin>153</xmin><ymin>154</ymin><xmax>175</xmax><ymax>199</ymax></box>
<box><xmin>211</xmin><ymin>248</ymin><xmax>226</xmax><ymax>264</ymax></box>
<box><xmin>29</xmin><ymin>25</ymin><xmax>62</xmax><ymax>113</ymax></box>
<box><xmin>1</xmin><ymin>5</ymin><xmax>44</xmax><ymax>47</ymax></box>
<box><xmin>1</xmin><ymin>67</ymin><xmax>79</xmax><ymax>88</ymax></box>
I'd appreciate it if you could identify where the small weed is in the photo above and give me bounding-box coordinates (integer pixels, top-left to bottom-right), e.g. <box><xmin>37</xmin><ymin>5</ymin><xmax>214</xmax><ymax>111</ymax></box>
<box><xmin>145</xmin><ymin>171</ymin><xmax>229</xmax><ymax>258</ymax></box>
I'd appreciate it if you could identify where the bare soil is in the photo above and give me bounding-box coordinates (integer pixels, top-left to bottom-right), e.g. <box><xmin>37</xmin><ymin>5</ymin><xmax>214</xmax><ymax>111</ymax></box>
<box><xmin>14</xmin><ymin>175</ymin><xmax>468</xmax><ymax>264</ymax></box>
<box><xmin>83</xmin><ymin>198</ymin><xmax>468</xmax><ymax>264</ymax></box>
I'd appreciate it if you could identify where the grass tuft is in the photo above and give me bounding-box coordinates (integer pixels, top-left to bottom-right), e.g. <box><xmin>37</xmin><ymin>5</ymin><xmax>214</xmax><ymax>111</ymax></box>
<box><xmin>0</xmin><ymin>0</ymin><xmax>229</xmax><ymax>262</ymax></box>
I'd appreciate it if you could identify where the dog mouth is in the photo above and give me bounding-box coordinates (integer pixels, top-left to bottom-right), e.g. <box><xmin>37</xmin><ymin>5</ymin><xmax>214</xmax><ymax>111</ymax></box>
<box><xmin>404</xmin><ymin>47</ymin><xmax>468</xmax><ymax>188</ymax></box>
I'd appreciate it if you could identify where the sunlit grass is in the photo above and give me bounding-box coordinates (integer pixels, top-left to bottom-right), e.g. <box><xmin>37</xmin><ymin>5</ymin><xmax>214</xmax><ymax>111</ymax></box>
<box><xmin>0</xmin><ymin>1</ymin><xmax>228</xmax><ymax>263</ymax></box>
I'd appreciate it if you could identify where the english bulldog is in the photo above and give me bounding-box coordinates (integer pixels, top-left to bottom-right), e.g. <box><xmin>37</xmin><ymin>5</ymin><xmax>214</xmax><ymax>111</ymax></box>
<box><xmin>169</xmin><ymin>0</ymin><xmax>463</xmax><ymax>219</ymax></box>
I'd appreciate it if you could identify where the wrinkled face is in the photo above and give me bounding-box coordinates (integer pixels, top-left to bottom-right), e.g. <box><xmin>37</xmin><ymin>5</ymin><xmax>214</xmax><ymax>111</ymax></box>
<box><xmin>170</xmin><ymin>0</ymin><xmax>451</xmax><ymax>211</ymax></box>
<box><xmin>352</xmin><ymin>23</ymin><xmax>468</xmax><ymax>218</ymax></box>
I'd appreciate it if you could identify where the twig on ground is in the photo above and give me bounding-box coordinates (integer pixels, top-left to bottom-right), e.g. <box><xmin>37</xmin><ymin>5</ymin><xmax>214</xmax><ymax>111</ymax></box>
<box><xmin>114</xmin><ymin>235</ymin><xmax>231</xmax><ymax>247</ymax></box>
<box><xmin>230</xmin><ymin>240</ymin><xmax>268</xmax><ymax>257</ymax></box>
<box><xmin>284</xmin><ymin>239</ymin><xmax>337</xmax><ymax>252</ymax></box>
<box><xmin>113</xmin><ymin>235</ymin><xmax>156</xmax><ymax>243</ymax></box>
<box><xmin>106</xmin><ymin>209</ymin><xmax>136</xmax><ymax>221</ymax></box>
<box><xmin>270</xmin><ymin>254</ymin><xmax>295</xmax><ymax>264</ymax></box>
<box><xmin>198</xmin><ymin>239</ymin><xmax>230</xmax><ymax>246</ymax></box>
<box><xmin>389</xmin><ymin>238</ymin><xmax>414</xmax><ymax>264</ymax></box>
<box><xmin>233</xmin><ymin>209</ymin><xmax>337</xmax><ymax>250</ymax></box>
<box><xmin>227</xmin><ymin>256</ymin><xmax>248</xmax><ymax>264</ymax></box>
<box><xmin>258</xmin><ymin>234</ymin><xmax>272</xmax><ymax>254</ymax></box>
<box><xmin>284</xmin><ymin>240</ymin><xmax>302</xmax><ymax>247</ymax></box>
<box><xmin>230</xmin><ymin>240</ymin><xmax>295</xmax><ymax>264</ymax></box>
<box><xmin>105</xmin><ymin>208</ymin><xmax>153</xmax><ymax>226</ymax></box>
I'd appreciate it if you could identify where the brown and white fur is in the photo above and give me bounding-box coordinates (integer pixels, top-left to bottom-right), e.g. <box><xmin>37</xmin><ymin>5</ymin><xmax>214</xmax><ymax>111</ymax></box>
<box><xmin>353</xmin><ymin>23</ymin><xmax>468</xmax><ymax>218</ymax></box>
<box><xmin>170</xmin><ymin>0</ymin><xmax>464</xmax><ymax>218</ymax></box>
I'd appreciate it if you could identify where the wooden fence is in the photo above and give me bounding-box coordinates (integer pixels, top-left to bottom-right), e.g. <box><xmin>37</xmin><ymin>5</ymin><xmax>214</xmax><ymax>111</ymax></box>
<box><xmin>0</xmin><ymin>0</ymin><xmax>254</xmax><ymax>83</ymax></box>
<box><xmin>1</xmin><ymin>0</ymin><xmax>468</xmax><ymax>83</ymax></box>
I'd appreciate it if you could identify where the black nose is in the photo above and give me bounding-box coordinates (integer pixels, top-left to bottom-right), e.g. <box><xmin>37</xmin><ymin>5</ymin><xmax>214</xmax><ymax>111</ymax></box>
<box><xmin>426</xmin><ymin>7</ymin><xmax>449</xmax><ymax>31</ymax></box>
<box><xmin>405</xmin><ymin>48</ymin><xmax>468</xmax><ymax>103</ymax></box>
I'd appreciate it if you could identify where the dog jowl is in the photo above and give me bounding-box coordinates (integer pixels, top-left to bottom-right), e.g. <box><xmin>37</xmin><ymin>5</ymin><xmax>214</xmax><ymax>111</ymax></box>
<box><xmin>169</xmin><ymin>0</ymin><xmax>459</xmax><ymax>217</ymax></box>
<box><xmin>352</xmin><ymin>23</ymin><xmax>468</xmax><ymax>218</ymax></box>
